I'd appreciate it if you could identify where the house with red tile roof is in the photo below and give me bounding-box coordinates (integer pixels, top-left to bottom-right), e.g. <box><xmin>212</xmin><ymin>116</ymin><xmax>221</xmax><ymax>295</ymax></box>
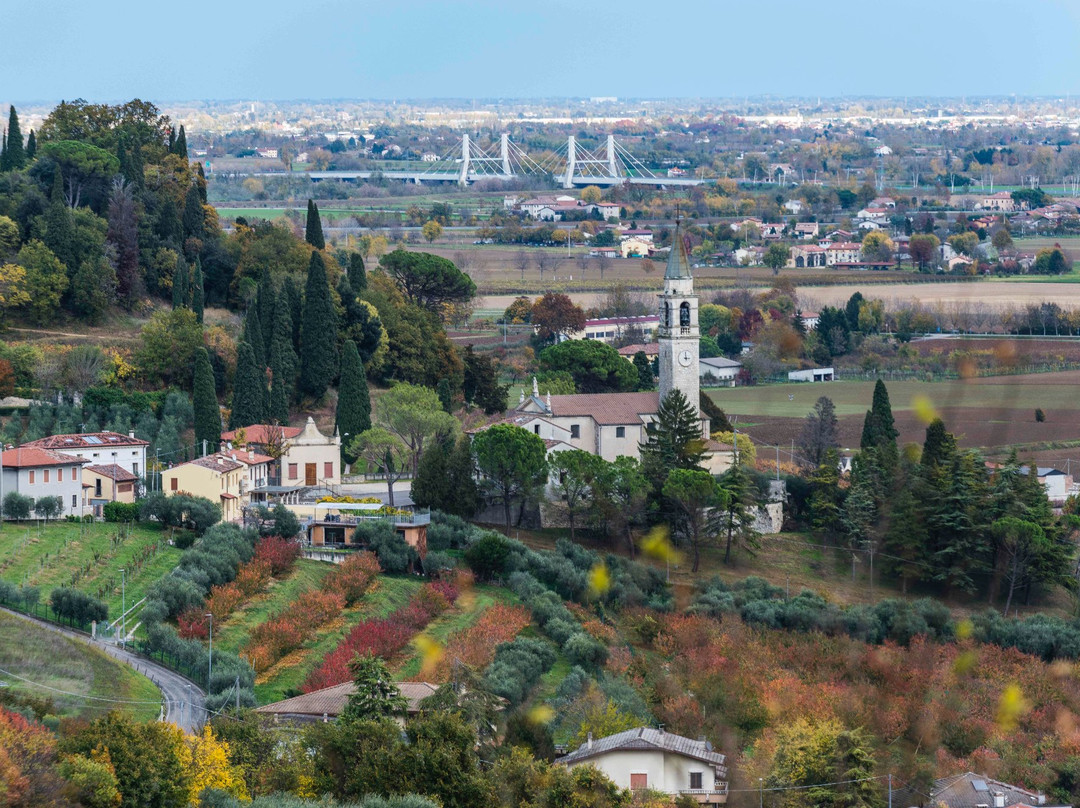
<box><xmin>83</xmin><ymin>464</ymin><xmax>138</xmax><ymax>516</ymax></box>
<box><xmin>1</xmin><ymin>447</ymin><xmax>90</xmax><ymax>518</ymax></box>
<box><xmin>24</xmin><ymin>431</ymin><xmax>148</xmax><ymax>481</ymax></box>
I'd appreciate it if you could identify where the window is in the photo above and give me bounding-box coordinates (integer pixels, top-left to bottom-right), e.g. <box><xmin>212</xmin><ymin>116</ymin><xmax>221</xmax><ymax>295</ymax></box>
<box><xmin>616</xmin><ymin>426</ymin><xmax>625</xmax><ymax>438</ymax></box>
<box><xmin>72</xmin><ymin>495</ymin><xmax>77</xmax><ymax>509</ymax></box>
<box><xmin>170</xmin><ymin>477</ymin><xmax>178</xmax><ymax>491</ymax></box>
<box><xmin>570</xmin><ymin>424</ymin><xmax>580</xmax><ymax>439</ymax></box>
<box><xmin>630</xmin><ymin>774</ymin><xmax>648</xmax><ymax>791</ymax></box>
<box><xmin>43</xmin><ymin>470</ymin><xmax>49</xmax><ymax>484</ymax></box>
<box><xmin>534</xmin><ymin>425</ymin><xmax>540</xmax><ymax>435</ymax></box>
<box><xmin>57</xmin><ymin>468</ymin><xmax>63</xmax><ymax>482</ymax></box>
<box><xmin>324</xmin><ymin>462</ymin><xmax>333</xmax><ymax>479</ymax></box>
<box><xmin>288</xmin><ymin>463</ymin><xmax>298</xmax><ymax>480</ymax></box>
<box><xmin>28</xmin><ymin>470</ymin><xmax>34</xmax><ymax>484</ymax></box>
<box><xmin>95</xmin><ymin>480</ymin><xmax>102</xmax><ymax>497</ymax></box>
<box><xmin>689</xmin><ymin>773</ymin><xmax>703</xmax><ymax>791</ymax></box>
<box><xmin>680</xmin><ymin>301</ymin><xmax>691</xmax><ymax>327</ymax></box>
<box><xmin>133</xmin><ymin>463</ymin><xmax>138</xmax><ymax>476</ymax></box>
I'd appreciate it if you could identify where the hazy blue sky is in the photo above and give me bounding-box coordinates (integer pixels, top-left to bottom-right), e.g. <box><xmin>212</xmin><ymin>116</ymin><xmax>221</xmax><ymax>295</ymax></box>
<box><xmin>5</xmin><ymin>0</ymin><xmax>1080</xmax><ymax>102</ymax></box>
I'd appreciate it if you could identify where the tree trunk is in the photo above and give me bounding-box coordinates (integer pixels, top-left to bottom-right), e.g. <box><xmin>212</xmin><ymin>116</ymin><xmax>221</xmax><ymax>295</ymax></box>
<box><xmin>503</xmin><ymin>492</ymin><xmax>512</xmax><ymax>534</ymax></box>
<box><xmin>568</xmin><ymin>510</ymin><xmax>576</xmax><ymax>542</ymax></box>
<box><xmin>724</xmin><ymin>520</ymin><xmax>733</xmax><ymax>565</ymax></box>
<box><xmin>386</xmin><ymin>476</ymin><xmax>395</xmax><ymax>508</ymax></box>
<box><xmin>625</xmin><ymin>524</ymin><xmax>635</xmax><ymax>557</ymax></box>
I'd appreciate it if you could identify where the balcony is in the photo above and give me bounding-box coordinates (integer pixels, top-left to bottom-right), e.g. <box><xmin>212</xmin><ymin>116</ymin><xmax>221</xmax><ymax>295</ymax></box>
<box><xmin>679</xmin><ymin>789</ymin><xmax>727</xmax><ymax>804</ymax></box>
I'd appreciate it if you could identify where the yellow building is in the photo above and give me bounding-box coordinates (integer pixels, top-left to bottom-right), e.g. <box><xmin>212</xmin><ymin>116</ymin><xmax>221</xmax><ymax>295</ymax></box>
<box><xmin>83</xmin><ymin>464</ymin><xmax>137</xmax><ymax>516</ymax></box>
<box><xmin>161</xmin><ymin>453</ymin><xmax>246</xmax><ymax>522</ymax></box>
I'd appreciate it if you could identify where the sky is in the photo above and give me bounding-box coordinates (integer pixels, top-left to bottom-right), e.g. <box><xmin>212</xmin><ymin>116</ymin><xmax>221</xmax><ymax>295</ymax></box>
<box><xmin>5</xmin><ymin>0</ymin><xmax>1080</xmax><ymax>103</ymax></box>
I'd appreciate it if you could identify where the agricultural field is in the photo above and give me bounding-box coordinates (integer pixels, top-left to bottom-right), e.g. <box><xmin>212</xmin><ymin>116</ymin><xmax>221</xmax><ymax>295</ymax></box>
<box><xmin>713</xmin><ymin>370</ymin><xmax>1080</xmax><ymax>460</ymax></box>
<box><xmin>0</xmin><ymin>611</ymin><xmax>161</xmax><ymax>721</ymax></box>
<box><xmin>0</xmin><ymin>522</ymin><xmax>183</xmax><ymax>616</ymax></box>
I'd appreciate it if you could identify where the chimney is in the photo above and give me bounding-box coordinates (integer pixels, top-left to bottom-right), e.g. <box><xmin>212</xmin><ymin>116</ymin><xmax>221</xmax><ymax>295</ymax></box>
<box><xmin>128</xmin><ymin>430</ymin><xmax>135</xmax><ymax>439</ymax></box>
<box><xmin>993</xmin><ymin>793</ymin><xmax>1005</xmax><ymax>808</ymax></box>
<box><xmin>249</xmin><ymin>449</ymin><xmax>255</xmax><ymax>461</ymax></box>
<box><xmin>587</xmin><ymin>732</ymin><xmax>593</xmax><ymax>750</ymax></box>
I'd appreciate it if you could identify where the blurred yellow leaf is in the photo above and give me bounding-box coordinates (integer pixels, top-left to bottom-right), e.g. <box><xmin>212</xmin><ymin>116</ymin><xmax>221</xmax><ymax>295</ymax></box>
<box><xmin>527</xmin><ymin>704</ymin><xmax>556</xmax><ymax>725</ymax></box>
<box><xmin>640</xmin><ymin>526</ymin><xmax>683</xmax><ymax>565</ymax></box>
<box><xmin>912</xmin><ymin>395</ymin><xmax>938</xmax><ymax>425</ymax></box>
<box><xmin>955</xmin><ymin>619</ymin><xmax>973</xmax><ymax>641</ymax></box>
<box><xmin>588</xmin><ymin>563</ymin><xmax>611</xmax><ymax>598</ymax></box>
<box><xmin>414</xmin><ymin>635</ymin><xmax>444</xmax><ymax>677</ymax></box>
<box><xmin>996</xmin><ymin>684</ymin><xmax>1028</xmax><ymax>731</ymax></box>
<box><xmin>952</xmin><ymin>650</ymin><xmax>977</xmax><ymax>675</ymax></box>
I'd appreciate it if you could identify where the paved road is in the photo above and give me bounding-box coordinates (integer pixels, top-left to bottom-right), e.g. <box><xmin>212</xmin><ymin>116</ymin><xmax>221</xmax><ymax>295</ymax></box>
<box><xmin>1</xmin><ymin>607</ymin><xmax>205</xmax><ymax>733</ymax></box>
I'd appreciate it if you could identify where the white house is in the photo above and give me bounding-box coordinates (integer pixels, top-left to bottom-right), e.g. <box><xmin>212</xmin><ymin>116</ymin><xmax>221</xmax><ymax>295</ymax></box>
<box><xmin>25</xmin><ymin>432</ymin><xmax>149</xmax><ymax>481</ymax></box>
<box><xmin>783</xmin><ymin>199</ymin><xmax>804</xmax><ymax>214</ymax></box>
<box><xmin>221</xmin><ymin>419</ymin><xmax>340</xmax><ymax>487</ymax></box>
<box><xmin>558</xmin><ymin>727</ymin><xmax>728</xmax><ymax>804</ymax></box>
<box><xmin>572</xmin><ymin>315</ymin><xmax>660</xmax><ymax>343</ymax></box>
<box><xmin>788</xmin><ymin>367</ymin><xmax>834</xmax><ymax>382</ymax></box>
<box><xmin>1</xmin><ymin>447</ymin><xmax>89</xmax><ymax>518</ymax></box>
<box><xmin>700</xmin><ymin>356</ymin><xmax>742</xmax><ymax>387</ymax></box>
<box><xmin>825</xmin><ymin>242</ymin><xmax>861</xmax><ymax>265</ymax></box>
<box><xmin>799</xmin><ymin>311</ymin><xmax>820</xmax><ymax>330</ymax></box>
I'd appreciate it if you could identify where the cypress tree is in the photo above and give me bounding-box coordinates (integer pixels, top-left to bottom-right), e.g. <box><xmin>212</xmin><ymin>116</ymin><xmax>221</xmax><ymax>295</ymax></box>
<box><xmin>25</xmin><ymin>130</ymin><xmax>36</xmax><ymax>160</ymax></box>
<box><xmin>445</xmin><ymin>435</ymin><xmax>479</xmax><ymax>519</ymax></box>
<box><xmin>282</xmin><ymin>275</ymin><xmax>303</xmax><ymax>356</ymax></box>
<box><xmin>195</xmin><ymin>162</ymin><xmax>207</xmax><ymax>203</ymax></box>
<box><xmin>168</xmin><ymin>127</ymin><xmax>176</xmax><ymax>153</ymax></box>
<box><xmin>183</xmin><ymin>182</ymin><xmax>203</xmax><ymax>241</ymax></box>
<box><xmin>192</xmin><ymin>348</ymin><xmax>221</xmax><ymax>456</ymax></box>
<box><xmin>305</xmin><ymin>199</ymin><xmax>325</xmax><ymax>249</ymax></box>
<box><xmin>860</xmin><ymin>379</ymin><xmax>898</xmax><ymax>449</ymax></box>
<box><xmin>229</xmin><ymin>342</ymin><xmax>268</xmax><ymax>429</ymax></box>
<box><xmin>5</xmin><ymin>107</ymin><xmax>24</xmax><ymax>170</ymax></box>
<box><xmin>633</xmin><ymin>351</ymin><xmax>655</xmax><ymax>391</ymax></box>
<box><xmin>348</xmin><ymin>252</ymin><xmax>366</xmax><ymax>290</ymax></box>
<box><xmin>174</xmin><ymin>125</ymin><xmax>188</xmax><ymax>159</ymax></box>
<box><xmin>269</xmin><ymin>292</ymin><xmax>298</xmax><ymax>425</ymax></box>
<box><xmin>191</xmin><ymin>258</ymin><xmax>205</xmax><ymax>323</ymax></box>
<box><xmin>0</xmin><ymin>131</ymin><xmax>7</xmax><ymax>172</ymax></box>
<box><xmin>256</xmin><ymin>269</ymin><xmax>275</xmax><ymax>359</ymax></box>
<box><xmin>920</xmin><ymin>418</ymin><xmax>955</xmax><ymax>471</ymax></box>
<box><xmin>299</xmin><ymin>251</ymin><xmax>338</xmax><ymax>399</ymax></box>
<box><xmin>172</xmin><ymin>255</ymin><xmax>189</xmax><ymax>309</ymax></box>
<box><xmin>44</xmin><ymin>172</ymin><xmax>76</xmax><ymax>272</ymax></box>
<box><xmin>335</xmin><ymin>339</ymin><xmax>371</xmax><ymax>463</ymax></box>
<box><xmin>242</xmin><ymin>304</ymin><xmax>266</xmax><ymax>370</ymax></box>
<box><xmin>412</xmin><ymin>437</ymin><xmax>450</xmax><ymax>512</ymax></box>
<box><xmin>157</xmin><ymin>193</ymin><xmax>181</xmax><ymax>246</ymax></box>
<box><xmin>436</xmin><ymin>378</ymin><xmax>453</xmax><ymax>413</ymax></box>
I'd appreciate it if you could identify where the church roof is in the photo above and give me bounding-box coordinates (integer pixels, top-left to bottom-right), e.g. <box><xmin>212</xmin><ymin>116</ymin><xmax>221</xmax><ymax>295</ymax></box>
<box><xmin>665</xmin><ymin>220</ymin><xmax>693</xmax><ymax>280</ymax></box>
<box><xmin>546</xmin><ymin>392</ymin><xmax>660</xmax><ymax>425</ymax></box>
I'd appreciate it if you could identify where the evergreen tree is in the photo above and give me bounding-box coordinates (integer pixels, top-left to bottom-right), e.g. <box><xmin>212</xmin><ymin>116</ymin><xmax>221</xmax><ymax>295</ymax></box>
<box><xmin>256</xmin><ymin>269</ymin><xmax>275</xmax><ymax>359</ymax></box>
<box><xmin>282</xmin><ymin>275</ymin><xmax>303</xmax><ymax>355</ymax></box>
<box><xmin>348</xmin><ymin>251</ymin><xmax>366</xmax><ymax>290</ymax></box>
<box><xmin>640</xmin><ymin>388</ymin><xmax>706</xmax><ymax>473</ymax></box>
<box><xmin>173</xmin><ymin>124</ymin><xmax>188</xmax><ymax>159</ymax></box>
<box><xmin>117</xmin><ymin>134</ymin><xmax>143</xmax><ymax>187</ymax></box>
<box><xmin>268</xmin><ymin>291</ymin><xmax>298</xmax><ymax>425</ymax></box>
<box><xmin>300</xmin><ymin>251</ymin><xmax>338</xmax><ymax>399</ymax></box>
<box><xmin>0</xmin><ymin>131</ymin><xmax>8</xmax><ymax>172</ymax></box>
<box><xmin>335</xmin><ymin>339</ymin><xmax>371</xmax><ymax>463</ymax></box>
<box><xmin>24</xmin><ymin>130</ymin><xmax>35</xmax><ymax>160</ymax></box>
<box><xmin>5</xmin><ymin>107</ymin><xmax>24</xmax><ymax>170</ymax></box>
<box><xmin>182</xmin><ymin>182</ymin><xmax>203</xmax><ymax>241</ymax></box>
<box><xmin>242</xmin><ymin>304</ymin><xmax>266</xmax><ymax>370</ymax></box>
<box><xmin>633</xmin><ymin>351</ymin><xmax>655</xmax><ymax>391</ymax></box>
<box><xmin>412</xmin><ymin>437</ymin><xmax>450</xmax><ymax>512</ymax></box>
<box><xmin>191</xmin><ymin>258</ymin><xmax>205</xmax><ymax>322</ymax></box>
<box><xmin>44</xmin><ymin>172</ymin><xmax>76</xmax><ymax>272</ymax></box>
<box><xmin>156</xmin><ymin>193</ymin><xmax>181</xmax><ymax>247</ymax></box>
<box><xmin>881</xmin><ymin>464</ymin><xmax>926</xmax><ymax>593</ymax></box>
<box><xmin>172</xmin><ymin>254</ymin><xmax>189</xmax><ymax>309</ymax></box>
<box><xmin>192</xmin><ymin>348</ymin><xmax>221</xmax><ymax>456</ymax></box>
<box><xmin>195</xmin><ymin>162</ymin><xmax>207</xmax><ymax>203</ymax></box>
<box><xmin>168</xmin><ymin>127</ymin><xmax>176</xmax><ymax>153</ymax></box>
<box><xmin>699</xmin><ymin>392</ymin><xmax>732</xmax><ymax>433</ymax></box>
<box><xmin>305</xmin><ymin>199</ymin><xmax>325</xmax><ymax>249</ymax></box>
<box><xmin>462</xmin><ymin>345</ymin><xmax>507</xmax><ymax>415</ymax></box>
<box><xmin>920</xmin><ymin>418</ymin><xmax>955</xmax><ymax>470</ymax></box>
<box><xmin>860</xmin><ymin>379</ymin><xmax>898</xmax><ymax>450</ymax></box>
<box><xmin>436</xmin><ymin>378</ymin><xmax>453</xmax><ymax>413</ymax></box>
<box><xmin>229</xmin><ymin>342</ymin><xmax>268</xmax><ymax>429</ymax></box>
<box><xmin>445</xmin><ymin>434</ymin><xmax>479</xmax><ymax>519</ymax></box>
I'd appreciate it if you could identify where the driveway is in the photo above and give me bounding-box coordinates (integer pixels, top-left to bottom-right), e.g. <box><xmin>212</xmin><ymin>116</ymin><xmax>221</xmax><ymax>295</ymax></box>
<box><xmin>1</xmin><ymin>608</ymin><xmax>205</xmax><ymax>733</ymax></box>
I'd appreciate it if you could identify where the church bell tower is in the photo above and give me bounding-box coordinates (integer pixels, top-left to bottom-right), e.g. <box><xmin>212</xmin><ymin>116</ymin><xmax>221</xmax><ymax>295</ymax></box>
<box><xmin>657</xmin><ymin>218</ymin><xmax>700</xmax><ymax>407</ymax></box>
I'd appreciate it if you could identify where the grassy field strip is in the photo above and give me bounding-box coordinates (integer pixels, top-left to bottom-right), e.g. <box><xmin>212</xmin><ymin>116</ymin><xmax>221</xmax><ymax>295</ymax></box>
<box><xmin>0</xmin><ymin>611</ymin><xmax>161</xmax><ymax>722</ymax></box>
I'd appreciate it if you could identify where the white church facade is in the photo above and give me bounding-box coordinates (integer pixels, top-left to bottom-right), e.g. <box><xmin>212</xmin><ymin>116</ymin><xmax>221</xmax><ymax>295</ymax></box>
<box><xmin>509</xmin><ymin>220</ymin><xmax>733</xmax><ymax>475</ymax></box>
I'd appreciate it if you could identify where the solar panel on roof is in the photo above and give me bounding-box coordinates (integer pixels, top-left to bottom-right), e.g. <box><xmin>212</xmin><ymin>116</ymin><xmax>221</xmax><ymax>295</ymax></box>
<box><xmin>973</xmin><ymin>780</ymin><xmax>989</xmax><ymax>792</ymax></box>
<box><xmin>83</xmin><ymin>436</ymin><xmax>102</xmax><ymax>444</ymax></box>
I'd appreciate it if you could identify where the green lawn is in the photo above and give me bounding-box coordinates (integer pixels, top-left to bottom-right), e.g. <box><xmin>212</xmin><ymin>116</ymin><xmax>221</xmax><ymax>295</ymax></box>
<box><xmin>0</xmin><ymin>522</ymin><xmax>182</xmax><ymax>616</ymax></box>
<box><xmin>0</xmin><ymin>611</ymin><xmax>161</xmax><ymax>722</ymax></box>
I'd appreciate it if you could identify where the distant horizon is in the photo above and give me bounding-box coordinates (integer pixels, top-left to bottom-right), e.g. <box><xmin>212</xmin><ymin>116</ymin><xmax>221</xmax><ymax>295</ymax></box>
<box><xmin>4</xmin><ymin>0</ymin><xmax>1080</xmax><ymax>103</ymax></box>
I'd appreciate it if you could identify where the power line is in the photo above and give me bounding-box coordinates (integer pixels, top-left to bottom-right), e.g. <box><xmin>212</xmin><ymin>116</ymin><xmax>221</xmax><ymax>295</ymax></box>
<box><xmin>0</xmin><ymin>665</ymin><xmax>162</xmax><ymax>705</ymax></box>
<box><xmin>727</xmin><ymin>774</ymin><xmax>889</xmax><ymax>793</ymax></box>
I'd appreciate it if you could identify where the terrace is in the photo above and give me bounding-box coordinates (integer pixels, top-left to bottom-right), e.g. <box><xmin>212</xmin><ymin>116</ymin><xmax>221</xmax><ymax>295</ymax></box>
<box><xmin>301</xmin><ymin>502</ymin><xmax>431</xmax><ymax>558</ymax></box>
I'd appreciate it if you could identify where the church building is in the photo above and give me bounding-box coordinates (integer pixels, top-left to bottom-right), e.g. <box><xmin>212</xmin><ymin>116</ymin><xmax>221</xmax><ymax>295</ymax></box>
<box><xmin>508</xmin><ymin>220</ymin><xmax>732</xmax><ymax>474</ymax></box>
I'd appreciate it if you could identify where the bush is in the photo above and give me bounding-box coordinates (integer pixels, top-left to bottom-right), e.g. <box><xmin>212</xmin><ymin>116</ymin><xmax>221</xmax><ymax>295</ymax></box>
<box><xmin>254</xmin><ymin>535</ymin><xmax>301</xmax><ymax>576</ymax></box>
<box><xmin>483</xmin><ymin>636</ymin><xmax>557</xmax><ymax>706</ymax></box>
<box><xmin>464</xmin><ymin>532</ymin><xmax>512</xmax><ymax>580</ymax></box>
<box><xmin>427</xmin><ymin>512</ymin><xmax>475</xmax><ymax>551</ymax></box>
<box><xmin>3</xmin><ymin>491</ymin><xmax>32</xmax><ymax>520</ymax></box>
<box><xmin>324</xmin><ymin>551</ymin><xmax>381</xmax><ymax>604</ymax></box>
<box><xmin>103</xmin><ymin>501</ymin><xmax>140</xmax><ymax>522</ymax></box>
<box><xmin>1036</xmin><ymin>407</ymin><xmax>1046</xmax><ymax>422</ymax></box>
<box><xmin>422</xmin><ymin>551</ymin><xmax>456</xmax><ymax>576</ymax></box>
<box><xmin>49</xmin><ymin>587</ymin><xmax>108</xmax><ymax>626</ymax></box>
<box><xmin>368</xmin><ymin>527</ymin><xmax>416</xmax><ymax>574</ymax></box>
<box><xmin>563</xmin><ymin>631</ymin><xmax>608</xmax><ymax>671</ymax></box>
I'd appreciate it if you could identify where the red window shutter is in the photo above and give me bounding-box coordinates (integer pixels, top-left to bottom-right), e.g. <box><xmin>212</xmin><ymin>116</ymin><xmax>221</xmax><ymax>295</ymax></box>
<box><xmin>630</xmin><ymin>774</ymin><xmax>648</xmax><ymax>791</ymax></box>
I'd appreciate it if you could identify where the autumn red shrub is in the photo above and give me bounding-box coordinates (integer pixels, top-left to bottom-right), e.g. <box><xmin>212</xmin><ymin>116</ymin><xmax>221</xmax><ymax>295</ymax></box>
<box><xmin>324</xmin><ymin>551</ymin><xmax>381</xmax><ymax>605</ymax></box>
<box><xmin>177</xmin><ymin>606</ymin><xmax>210</xmax><ymax>640</ymax></box>
<box><xmin>234</xmin><ymin>558</ymin><xmax>273</xmax><ymax>597</ymax></box>
<box><xmin>429</xmin><ymin>603</ymin><xmax>531</xmax><ymax>682</ymax></box>
<box><xmin>255</xmin><ymin>535</ymin><xmax>301</xmax><ymax>577</ymax></box>
<box><xmin>245</xmin><ymin>589</ymin><xmax>347</xmax><ymax>671</ymax></box>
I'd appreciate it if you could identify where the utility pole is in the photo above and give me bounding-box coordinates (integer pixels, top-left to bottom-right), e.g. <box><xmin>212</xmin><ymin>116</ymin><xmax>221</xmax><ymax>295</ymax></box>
<box><xmin>206</xmin><ymin>613</ymin><xmax>214</xmax><ymax>689</ymax></box>
<box><xmin>235</xmin><ymin>674</ymin><xmax>240</xmax><ymax>711</ymax></box>
<box><xmin>119</xmin><ymin>568</ymin><xmax>126</xmax><ymax>648</ymax></box>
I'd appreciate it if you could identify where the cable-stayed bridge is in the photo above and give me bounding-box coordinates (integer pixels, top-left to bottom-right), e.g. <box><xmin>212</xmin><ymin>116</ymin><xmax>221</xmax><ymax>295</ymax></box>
<box><xmin>253</xmin><ymin>134</ymin><xmax>706</xmax><ymax>188</ymax></box>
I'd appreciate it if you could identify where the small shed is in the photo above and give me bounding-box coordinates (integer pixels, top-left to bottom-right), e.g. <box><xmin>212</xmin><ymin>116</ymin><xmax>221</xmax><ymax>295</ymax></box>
<box><xmin>788</xmin><ymin>367</ymin><xmax>834</xmax><ymax>383</ymax></box>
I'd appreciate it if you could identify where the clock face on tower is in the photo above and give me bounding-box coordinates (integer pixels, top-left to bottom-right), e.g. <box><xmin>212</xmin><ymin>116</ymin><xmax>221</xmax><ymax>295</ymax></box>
<box><xmin>678</xmin><ymin>350</ymin><xmax>693</xmax><ymax>367</ymax></box>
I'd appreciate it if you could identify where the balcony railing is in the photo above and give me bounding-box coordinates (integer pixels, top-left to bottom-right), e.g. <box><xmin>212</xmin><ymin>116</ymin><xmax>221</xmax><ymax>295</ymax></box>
<box><xmin>307</xmin><ymin>510</ymin><xmax>431</xmax><ymax>527</ymax></box>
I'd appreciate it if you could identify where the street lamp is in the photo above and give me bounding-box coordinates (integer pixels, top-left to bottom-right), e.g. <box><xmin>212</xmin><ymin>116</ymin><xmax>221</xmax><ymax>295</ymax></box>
<box><xmin>205</xmin><ymin>613</ymin><xmax>213</xmax><ymax>689</ymax></box>
<box><xmin>119</xmin><ymin>568</ymin><xmax>126</xmax><ymax>648</ymax></box>
<box><xmin>759</xmin><ymin>778</ymin><xmax>763</xmax><ymax>808</ymax></box>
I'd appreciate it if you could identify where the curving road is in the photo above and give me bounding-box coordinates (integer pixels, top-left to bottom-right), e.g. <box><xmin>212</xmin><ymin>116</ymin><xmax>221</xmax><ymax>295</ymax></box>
<box><xmin>1</xmin><ymin>607</ymin><xmax>205</xmax><ymax>733</ymax></box>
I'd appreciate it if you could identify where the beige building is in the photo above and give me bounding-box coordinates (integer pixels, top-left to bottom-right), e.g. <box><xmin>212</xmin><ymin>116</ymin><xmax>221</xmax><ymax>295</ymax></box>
<box><xmin>162</xmin><ymin>453</ymin><xmax>246</xmax><ymax>522</ymax></box>
<box><xmin>83</xmin><ymin>464</ymin><xmax>137</xmax><ymax>516</ymax></box>
<box><xmin>221</xmin><ymin>418</ymin><xmax>341</xmax><ymax>487</ymax></box>
<box><xmin>559</xmin><ymin>727</ymin><xmax>728</xmax><ymax>804</ymax></box>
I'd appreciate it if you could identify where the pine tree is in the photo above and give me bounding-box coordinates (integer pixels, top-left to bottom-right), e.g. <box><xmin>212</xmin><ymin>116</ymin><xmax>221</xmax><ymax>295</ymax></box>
<box><xmin>305</xmin><ymin>199</ymin><xmax>325</xmax><ymax>249</ymax></box>
<box><xmin>348</xmin><ymin>252</ymin><xmax>366</xmax><ymax>290</ymax></box>
<box><xmin>191</xmin><ymin>258</ymin><xmax>205</xmax><ymax>323</ymax></box>
<box><xmin>881</xmin><ymin>469</ymin><xmax>926</xmax><ymax>593</ymax></box>
<box><xmin>299</xmin><ymin>250</ymin><xmax>338</xmax><ymax>399</ymax></box>
<box><xmin>26</xmin><ymin>129</ymin><xmax>37</xmax><ymax>160</ymax></box>
<box><xmin>242</xmin><ymin>304</ymin><xmax>266</xmax><ymax>370</ymax></box>
<box><xmin>183</xmin><ymin>182</ymin><xmax>203</xmax><ymax>241</ymax></box>
<box><xmin>436</xmin><ymin>378</ymin><xmax>453</xmax><ymax>413</ymax></box>
<box><xmin>633</xmin><ymin>351</ymin><xmax>655</xmax><ymax>391</ymax></box>
<box><xmin>269</xmin><ymin>292</ymin><xmax>298</xmax><ymax>425</ymax></box>
<box><xmin>192</xmin><ymin>348</ymin><xmax>221</xmax><ymax>456</ymax></box>
<box><xmin>230</xmin><ymin>342</ymin><xmax>268</xmax><ymax>429</ymax></box>
<box><xmin>44</xmin><ymin>171</ymin><xmax>76</xmax><ymax>272</ymax></box>
<box><xmin>5</xmin><ymin>107</ymin><xmax>24</xmax><ymax>170</ymax></box>
<box><xmin>172</xmin><ymin>255</ymin><xmax>189</xmax><ymax>309</ymax></box>
<box><xmin>335</xmin><ymin>340</ymin><xmax>371</xmax><ymax>463</ymax></box>
<box><xmin>282</xmin><ymin>275</ymin><xmax>303</xmax><ymax>356</ymax></box>
<box><xmin>860</xmin><ymin>379</ymin><xmax>898</xmax><ymax>449</ymax></box>
<box><xmin>173</xmin><ymin>125</ymin><xmax>188</xmax><ymax>159</ymax></box>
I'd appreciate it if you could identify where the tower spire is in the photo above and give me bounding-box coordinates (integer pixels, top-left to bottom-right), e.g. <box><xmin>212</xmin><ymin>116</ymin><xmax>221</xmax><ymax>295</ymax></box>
<box><xmin>665</xmin><ymin>217</ymin><xmax>692</xmax><ymax>280</ymax></box>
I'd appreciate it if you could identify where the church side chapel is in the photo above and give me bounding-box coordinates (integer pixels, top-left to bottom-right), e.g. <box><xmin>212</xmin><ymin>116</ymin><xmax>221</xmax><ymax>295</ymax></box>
<box><xmin>508</xmin><ymin>219</ymin><xmax>734</xmax><ymax>474</ymax></box>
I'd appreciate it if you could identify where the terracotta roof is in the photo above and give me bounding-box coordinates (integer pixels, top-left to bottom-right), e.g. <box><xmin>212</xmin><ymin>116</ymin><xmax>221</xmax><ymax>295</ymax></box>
<box><xmin>220</xmin><ymin>424</ymin><xmax>303</xmax><ymax>444</ymax></box>
<box><xmin>24</xmin><ymin>432</ymin><xmax>149</xmax><ymax>450</ymax></box>
<box><xmin>232</xmin><ymin>452</ymin><xmax>275</xmax><ymax>465</ymax></box>
<box><xmin>547</xmin><ymin>391</ymin><xmax>660</xmax><ymax>425</ymax></box>
<box><xmin>254</xmin><ymin>681</ymin><xmax>438</xmax><ymax>718</ymax></box>
<box><xmin>220</xmin><ymin>492</ymin><xmax>237</xmax><ymax>500</ymax></box>
<box><xmin>84</xmin><ymin>464</ymin><xmax>137</xmax><ymax>482</ymax></box>
<box><xmin>559</xmin><ymin>727</ymin><xmax>727</xmax><ymax>772</ymax></box>
<box><xmin>2</xmin><ymin>447</ymin><xmax>90</xmax><ymax>468</ymax></box>
<box><xmin>617</xmin><ymin>343</ymin><xmax>660</xmax><ymax>356</ymax></box>
<box><xmin>170</xmin><ymin>453</ymin><xmax>245</xmax><ymax>474</ymax></box>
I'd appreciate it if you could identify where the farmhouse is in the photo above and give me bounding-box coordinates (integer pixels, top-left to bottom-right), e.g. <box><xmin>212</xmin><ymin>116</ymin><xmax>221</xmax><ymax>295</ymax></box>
<box><xmin>557</xmin><ymin>727</ymin><xmax>728</xmax><ymax>804</ymax></box>
<box><xmin>0</xmin><ymin>447</ymin><xmax>89</xmax><ymax>518</ymax></box>
<box><xmin>255</xmin><ymin>681</ymin><xmax>438</xmax><ymax>726</ymax></box>
<box><xmin>161</xmin><ymin>453</ymin><xmax>246</xmax><ymax>522</ymax></box>
<box><xmin>83</xmin><ymin>464</ymin><xmax>137</xmax><ymax>516</ymax></box>
<box><xmin>25</xmin><ymin>431</ymin><xmax>149</xmax><ymax>480</ymax></box>
<box><xmin>700</xmin><ymin>356</ymin><xmax>742</xmax><ymax>387</ymax></box>
<box><xmin>788</xmin><ymin>367</ymin><xmax>834</xmax><ymax>382</ymax></box>
<box><xmin>893</xmin><ymin>771</ymin><xmax>1068</xmax><ymax>808</ymax></box>
<box><xmin>222</xmin><ymin>418</ymin><xmax>341</xmax><ymax>487</ymax></box>
<box><xmin>571</xmin><ymin>315</ymin><xmax>660</xmax><ymax>344</ymax></box>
